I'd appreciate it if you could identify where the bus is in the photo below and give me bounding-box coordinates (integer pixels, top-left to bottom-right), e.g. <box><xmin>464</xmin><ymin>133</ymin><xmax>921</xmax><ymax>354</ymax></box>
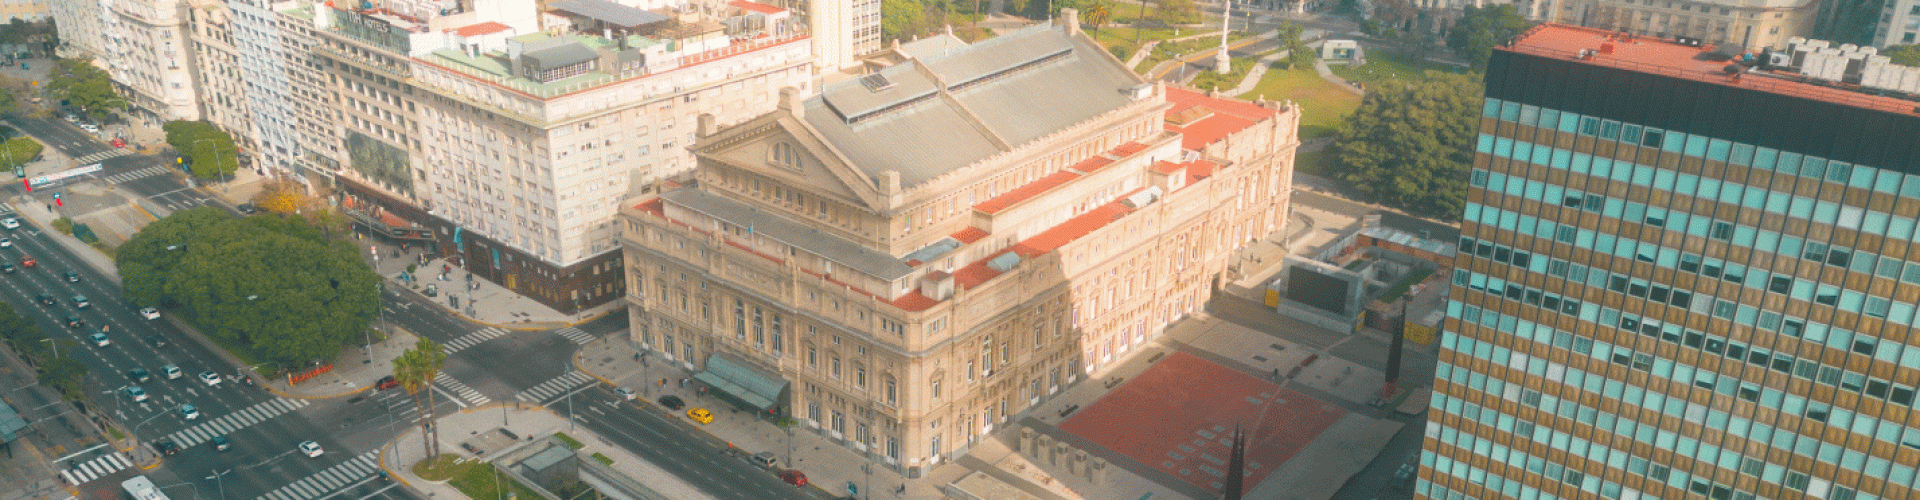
<box><xmin>121</xmin><ymin>476</ymin><xmax>170</xmax><ymax>500</ymax></box>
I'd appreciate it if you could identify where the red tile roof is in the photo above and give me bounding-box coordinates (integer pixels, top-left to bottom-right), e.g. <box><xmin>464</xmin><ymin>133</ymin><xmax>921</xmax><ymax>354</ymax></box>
<box><xmin>1010</xmin><ymin>200</ymin><xmax>1136</xmax><ymax>258</ymax></box>
<box><xmin>952</xmin><ymin>259</ymin><xmax>1004</xmax><ymax>288</ymax></box>
<box><xmin>1068</xmin><ymin>155</ymin><xmax>1116</xmax><ymax>173</ymax></box>
<box><xmin>951</xmin><ymin>227</ymin><xmax>991</xmax><ymax>244</ymax></box>
<box><xmin>730</xmin><ymin>0</ymin><xmax>786</xmax><ymax>14</ymax></box>
<box><xmin>1112</xmin><ymin>141</ymin><xmax>1150</xmax><ymax>157</ymax></box>
<box><xmin>1165</xmin><ymin>87</ymin><xmax>1277</xmax><ymax>121</ymax></box>
<box><xmin>1186</xmin><ymin>159</ymin><xmax>1217</xmax><ymax>184</ymax></box>
<box><xmin>1152</xmin><ymin>160</ymin><xmax>1185</xmax><ymax>174</ymax></box>
<box><xmin>633</xmin><ymin>199</ymin><xmax>665</xmax><ymax>215</ymax></box>
<box><xmin>1163</xmin><ymin>87</ymin><xmax>1276</xmax><ymax>150</ymax></box>
<box><xmin>974</xmin><ymin>170</ymin><xmax>1081</xmax><ymax>214</ymax></box>
<box><xmin>452</xmin><ymin>22</ymin><xmax>511</xmax><ymax>37</ymax></box>
<box><xmin>1507</xmin><ymin>23</ymin><xmax>1920</xmax><ymax>116</ymax></box>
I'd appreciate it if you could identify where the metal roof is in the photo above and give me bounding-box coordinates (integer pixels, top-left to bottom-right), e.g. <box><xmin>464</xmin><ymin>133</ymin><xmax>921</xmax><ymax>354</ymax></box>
<box><xmin>523</xmin><ymin>42</ymin><xmax>599</xmax><ymax>70</ymax></box>
<box><xmin>547</xmin><ymin>0</ymin><xmax>668</xmax><ymax>27</ymax></box>
<box><xmin>661</xmin><ymin>189</ymin><xmax>914</xmax><ymax>280</ymax></box>
<box><xmin>805</xmin><ymin>23</ymin><xmax>1145</xmax><ymax>188</ymax></box>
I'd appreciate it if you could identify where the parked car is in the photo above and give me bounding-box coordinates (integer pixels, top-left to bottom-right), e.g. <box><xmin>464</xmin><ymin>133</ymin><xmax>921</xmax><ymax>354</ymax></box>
<box><xmin>614</xmin><ymin>387</ymin><xmax>636</xmax><ymax>400</ymax></box>
<box><xmin>751</xmin><ymin>452</ymin><xmax>777</xmax><ymax>469</ymax></box>
<box><xmin>778</xmin><ymin>469</ymin><xmax>808</xmax><ymax>487</ymax></box>
<box><xmin>658</xmin><ymin>395</ymin><xmax>685</xmax><ymax>410</ymax></box>
<box><xmin>686</xmin><ymin>407</ymin><xmax>714</xmax><ymax>425</ymax></box>
<box><xmin>375</xmin><ymin>375</ymin><xmax>399</xmax><ymax>391</ymax></box>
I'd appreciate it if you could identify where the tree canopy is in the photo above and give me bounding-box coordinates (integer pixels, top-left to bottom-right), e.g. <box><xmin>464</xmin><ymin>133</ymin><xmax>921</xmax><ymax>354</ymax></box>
<box><xmin>1330</xmin><ymin>71</ymin><xmax>1480</xmax><ymax>220</ymax></box>
<box><xmin>46</xmin><ymin>58</ymin><xmax>122</xmax><ymax>119</ymax></box>
<box><xmin>1888</xmin><ymin>45</ymin><xmax>1920</xmax><ymax>67</ymax></box>
<box><xmin>117</xmin><ymin>207</ymin><xmax>381</xmax><ymax>365</ymax></box>
<box><xmin>163</xmin><ymin>120</ymin><xmax>242</xmax><ymax>180</ymax></box>
<box><xmin>1447</xmin><ymin>5</ymin><xmax>1531</xmax><ymax>72</ymax></box>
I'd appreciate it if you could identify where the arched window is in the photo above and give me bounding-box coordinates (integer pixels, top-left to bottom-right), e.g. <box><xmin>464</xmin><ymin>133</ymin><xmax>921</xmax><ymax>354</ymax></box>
<box><xmin>770</xmin><ymin>142</ymin><xmax>801</xmax><ymax>169</ymax></box>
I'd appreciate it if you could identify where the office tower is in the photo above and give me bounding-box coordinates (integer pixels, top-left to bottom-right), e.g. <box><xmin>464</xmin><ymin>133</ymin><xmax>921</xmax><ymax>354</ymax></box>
<box><xmin>313</xmin><ymin>0</ymin><xmax>812</xmax><ymax>313</ymax></box>
<box><xmin>1425</xmin><ymin>24</ymin><xmax>1920</xmax><ymax>500</ymax></box>
<box><xmin>618</xmin><ymin>13</ymin><xmax>1297</xmax><ymax>475</ymax></box>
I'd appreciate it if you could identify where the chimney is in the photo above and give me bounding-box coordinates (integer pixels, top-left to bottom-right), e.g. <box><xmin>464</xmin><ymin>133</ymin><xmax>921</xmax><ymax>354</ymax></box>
<box><xmin>697</xmin><ymin>113</ymin><xmax>718</xmax><ymax>137</ymax></box>
<box><xmin>1061</xmin><ymin>8</ymin><xmax>1079</xmax><ymax>36</ymax></box>
<box><xmin>920</xmin><ymin>271</ymin><xmax>955</xmax><ymax>300</ymax></box>
<box><xmin>778</xmin><ymin>86</ymin><xmax>804</xmax><ymax>117</ymax></box>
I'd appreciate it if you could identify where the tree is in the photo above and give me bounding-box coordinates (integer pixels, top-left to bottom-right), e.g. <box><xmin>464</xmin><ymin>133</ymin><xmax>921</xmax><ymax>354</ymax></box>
<box><xmin>252</xmin><ymin>179</ymin><xmax>312</xmax><ymax>215</ymax></box>
<box><xmin>1330</xmin><ymin>71</ymin><xmax>1480</xmax><ymax>219</ymax></box>
<box><xmin>0</xmin><ymin>85</ymin><xmax>16</xmax><ymax>116</ymax></box>
<box><xmin>1447</xmin><ymin>5</ymin><xmax>1531</xmax><ymax>72</ymax></box>
<box><xmin>882</xmin><ymin>0</ymin><xmax>929</xmax><ymax>43</ymax></box>
<box><xmin>46</xmin><ymin>58</ymin><xmax>122</xmax><ymax>119</ymax></box>
<box><xmin>116</xmin><ymin>207</ymin><xmax>380</xmax><ymax>365</ymax></box>
<box><xmin>162</xmin><ymin>120</ymin><xmax>241</xmax><ymax>180</ymax></box>
<box><xmin>1888</xmin><ymin>45</ymin><xmax>1920</xmax><ymax>67</ymax></box>
<box><xmin>394</xmin><ymin>338</ymin><xmax>447</xmax><ymax>458</ymax></box>
<box><xmin>1083</xmin><ymin>2</ymin><xmax>1111</xmax><ymax>33</ymax></box>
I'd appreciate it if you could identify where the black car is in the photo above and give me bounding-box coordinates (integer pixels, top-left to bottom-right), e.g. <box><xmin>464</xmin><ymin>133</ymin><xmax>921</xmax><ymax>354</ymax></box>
<box><xmin>128</xmin><ymin>368</ymin><xmax>150</xmax><ymax>383</ymax></box>
<box><xmin>64</xmin><ymin>316</ymin><xmax>84</xmax><ymax>328</ymax></box>
<box><xmin>35</xmin><ymin>293</ymin><xmax>53</xmax><ymax>305</ymax></box>
<box><xmin>155</xmin><ymin>439</ymin><xmax>180</xmax><ymax>456</ymax></box>
<box><xmin>658</xmin><ymin>395</ymin><xmax>685</xmax><ymax>410</ymax></box>
<box><xmin>211</xmin><ymin>436</ymin><xmax>231</xmax><ymax>452</ymax></box>
<box><xmin>1</xmin><ymin>262</ymin><xmax>13</xmax><ymax>273</ymax></box>
<box><xmin>144</xmin><ymin>336</ymin><xmax>169</xmax><ymax>348</ymax></box>
<box><xmin>63</xmin><ymin>270</ymin><xmax>79</xmax><ymax>282</ymax></box>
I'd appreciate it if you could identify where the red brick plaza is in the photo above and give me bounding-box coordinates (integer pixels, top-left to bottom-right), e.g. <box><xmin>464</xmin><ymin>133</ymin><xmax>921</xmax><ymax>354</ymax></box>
<box><xmin>1059</xmin><ymin>352</ymin><xmax>1347</xmax><ymax>493</ymax></box>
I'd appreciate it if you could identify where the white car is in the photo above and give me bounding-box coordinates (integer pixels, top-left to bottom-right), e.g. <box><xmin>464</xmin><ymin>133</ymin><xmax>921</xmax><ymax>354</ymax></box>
<box><xmin>199</xmin><ymin>371</ymin><xmax>222</xmax><ymax>386</ymax></box>
<box><xmin>0</xmin><ymin>218</ymin><xmax>18</xmax><ymax>230</ymax></box>
<box><xmin>140</xmin><ymin>307</ymin><xmax>161</xmax><ymax>320</ymax></box>
<box><xmin>89</xmin><ymin>332</ymin><xmax>110</xmax><ymax>347</ymax></box>
<box><xmin>126</xmin><ymin>386</ymin><xmax>149</xmax><ymax>402</ymax></box>
<box><xmin>298</xmin><ymin>441</ymin><xmax>324</xmax><ymax>458</ymax></box>
<box><xmin>163</xmin><ymin>364</ymin><xmax>182</xmax><ymax>379</ymax></box>
<box><xmin>180</xmin><ymin>404</ymin><xmax>200</xmax><ymax>420</ymax></box>
<box><xmin>0</xmin><ymin>237</ymin><xmax>10</xmax><ymax>247</ymax></box>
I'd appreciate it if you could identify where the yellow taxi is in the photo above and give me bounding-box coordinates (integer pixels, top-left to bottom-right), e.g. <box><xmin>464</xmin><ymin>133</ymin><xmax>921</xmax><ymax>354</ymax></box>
<box><xmin>687</xmin><ymin>407</ymin><xmax>714</xmax><ymax>424</ymax></box>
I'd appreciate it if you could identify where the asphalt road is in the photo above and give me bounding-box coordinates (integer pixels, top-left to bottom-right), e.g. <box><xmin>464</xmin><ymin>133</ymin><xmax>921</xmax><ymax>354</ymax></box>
<box><xmin>5</xmin><ymin>115</ymin><xmax>225</xmax><ymax>213</ymax></box>
<box><xmin>556</xmin><ymin>385</ymin><xmax>828</xmax><ymax>500</ymax></box>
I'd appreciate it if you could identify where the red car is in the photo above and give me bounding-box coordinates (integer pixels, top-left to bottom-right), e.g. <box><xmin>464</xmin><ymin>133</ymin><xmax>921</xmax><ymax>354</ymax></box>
<box><xmin>375</xmin><ymin>375</ymin><xmax>399</xmax><ymax>390</ymax></box>
<box><xmin>111</xmin><ymin>137</ymin><xmax>126</xmax><ymax>148</ymax></box>
<box><xmin>19</xmin><ymin>256</ymin><xmax>35</xmax><ymax>267</ymax></box>
<box><xmin>778</xmin><ymin>470</ymin><xmax>807</xmax><ymax>487</ymax></box>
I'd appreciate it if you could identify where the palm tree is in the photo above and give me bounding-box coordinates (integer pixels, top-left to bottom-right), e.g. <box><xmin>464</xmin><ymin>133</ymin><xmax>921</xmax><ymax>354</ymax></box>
<box><xmin>394</xmin><ymin>338</ymin><xmax>447</xmax><ymax>457</ymax></box>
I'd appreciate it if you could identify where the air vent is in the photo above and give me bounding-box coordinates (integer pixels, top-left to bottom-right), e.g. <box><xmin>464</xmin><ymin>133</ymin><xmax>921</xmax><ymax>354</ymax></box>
<box><xmin>860</xmin><ymin>73</ymin><xmax>894</xmax><ymax>92</ymax></box>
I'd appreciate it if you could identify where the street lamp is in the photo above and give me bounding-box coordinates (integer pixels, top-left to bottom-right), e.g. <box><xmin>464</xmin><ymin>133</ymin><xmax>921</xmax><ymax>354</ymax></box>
<box><xmin>205</xmin><ymin>469</ymin><xmax>233</xmax><ymax>500</ymax></box>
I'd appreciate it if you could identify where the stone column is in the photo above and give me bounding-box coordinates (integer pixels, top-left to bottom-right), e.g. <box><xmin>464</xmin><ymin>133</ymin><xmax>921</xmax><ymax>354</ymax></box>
<box><xmin>1091</xmin><ymin>457</ymin><xmax>1108</xmax><ymax>484</ymax></box>
<box><xmin>1036</xmin><ymin>434</ymin><xmax>1054</xmax><ymax>461</ymax></box>
<box><xmin>1052</xmin><ymin>441</ymin><xmax>1070</xmax><ymax>466</ymax></box>
<box><xmin>1019</xmin><ymin>427</ymin><xmax>1035</xmax><ymax>453</ymax></box>
<box><xmin>1070</xmin><ymin>450</ymin><xmax>1088</xmax><ymax>475</ymax></box>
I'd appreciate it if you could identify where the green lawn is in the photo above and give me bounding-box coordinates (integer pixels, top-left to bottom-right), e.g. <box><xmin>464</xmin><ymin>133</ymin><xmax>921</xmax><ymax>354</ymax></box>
<box><xmin>1187</xmin><ymin>56</ymin><xmax>1259</xmax><ymax>93</ymax></box>
<box><xmin>553</xmin><ymin>432</ymin><xmax>584</xmax><ymax>450</ymax></box>
<box><xmin>1087</xmin><ymin>27</ymin><xmax>1180</xmax><ymax>62</ymax></box>
<box><xmin>416</xmin><ymin>455</ymin><xmax>546</xmax><ymax>500</ymax></box>
<box><xmin>1238</xmin><ymin>65</ymin><xmax>1361</xmax><ymax>140</ymax></box>
<box><xmin>1328</xmin><ymin>50</ymin><xmax>1463</xmax><ymax>87</ymax></box>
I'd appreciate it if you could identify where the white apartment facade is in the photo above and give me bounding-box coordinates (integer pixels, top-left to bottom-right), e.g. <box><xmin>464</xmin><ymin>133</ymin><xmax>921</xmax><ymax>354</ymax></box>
<box><xmin>103</xmin><ymin>0</ymin><xmax>201</xmax><ymax>124</ymax></box>
<box><xmin>49</xmin><ymin>0</ymin><xmax>108</xmax><ymax>57</ymax></box>
<box><xmin>185</xmin><ymin>0</ymin><xmax>248</xmax><ymax>135</ymax></box>
<box><xmin>316</xmin><ymin>0</ymin><xmax>813</xmax><ymax>313</ymax></box>
<box><xmin>1874</xmin><ymin>0</ymin><xmax>1920</xmax><ymax>46</ymax></box>
<box><xmin>1576</xmin><ymin>0</ymin><xmax>1820</xmax><ymax>48</ymax></box>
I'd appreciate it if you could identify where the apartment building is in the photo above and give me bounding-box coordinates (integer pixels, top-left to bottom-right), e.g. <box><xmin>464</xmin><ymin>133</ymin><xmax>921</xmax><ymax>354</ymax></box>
<box><xmin>617</xmin><ymin>14</ymin><xmax>1297</xmax><ymax>475</ymax></box>
<box><xmin>186</xmin><ymin>0</ymin><xmax>249</xmax><ymax>135</ymax></box>
<box><xmin>1873</xmin><ymin>0</ymin><xmax>1920</xmax><ymax>46</ymax></box>
<box><xmin>0</xmin><ymin>0</ymin><xmax>49</xmax><ymax>23</ymax></box>
<box><xmin>102</xmin><ymin>0</ymin><xmax>201</xmax><ymax>124</ymax></box>
<box><xmin>1423</xmin><ymin>24</ymin><xmax>1920</xmax><ymax>500</ymax></box>
<box><xmin>1577</xmin><ymin>0</ymin><xmax>1818</xmax><ymax>48</ymax></box>
<box><xmin>313</xmin><ymin>0</ymin><xmax>812</xmax><ymax>313</ymax></box>
<box><xmin>49</xmin><ymin>0</ymin><xmax>107</xmax><ymax>57</ymax></box>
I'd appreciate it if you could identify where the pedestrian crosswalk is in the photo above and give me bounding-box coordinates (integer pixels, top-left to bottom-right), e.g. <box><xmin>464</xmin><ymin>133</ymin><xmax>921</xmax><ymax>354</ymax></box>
<box><xmin>433</xmin><ymin>372</ymin><xmax>490</xmax><ymax>406</ymax></box>
<box><xmin>58</xmin><ymin>452</ymin><xmax>131</xmax><ymax>485</ymax></box>
<box><xmin>515</xmin><ymin>371</ymin><xmax>593</xmax><ymax>403</ymax></box>
<box><xmin>256</xmin><ymin>450</ymin><xmax>380</xmax><ymax>500</ymax></box>
<box><xmin>442</xmin><ymin>327</ymin><xmax>508</xmax><ymax>353</ymax></box>
<box><xmin>73</xmin><ymin>149</ymin><xmax>131</xmax><ymax>164</ymax></box>
<box><xmin>103</xmin><ymin>165</ymin><xmax>169</xmax><ymax>183</ymax></box>
<box><xmin>160</xmin><ymin>398</ymin><xmax>312</xmax><ymax>448</ymax></box>
<box><xmin>554</xmin><ymin>326</ymin><xmax>595</xmax><ymax>345</ymax></box>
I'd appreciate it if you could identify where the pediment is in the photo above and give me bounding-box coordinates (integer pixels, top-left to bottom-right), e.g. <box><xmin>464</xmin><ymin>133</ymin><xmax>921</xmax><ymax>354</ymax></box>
<box><xmin>698</xmin><ymin>113</ymin><xmax>883</xmax><ymax>209</ymax></box>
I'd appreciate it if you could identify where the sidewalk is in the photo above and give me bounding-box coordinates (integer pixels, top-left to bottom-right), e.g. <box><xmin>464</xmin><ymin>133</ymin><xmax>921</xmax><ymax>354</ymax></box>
<box><xmin>380</xmin><ymin>404</ymin><xmax>720</xmax><ymax>500</ymax></box>
<box><xmin>574</xmin><ymin>338</ymin><xmax>972</xmax><ymax>499</ymax></box>
<box><xmin>351</xmin><ymin>237</ymin><xmax>625</xmax><ymax>329</ymax></box>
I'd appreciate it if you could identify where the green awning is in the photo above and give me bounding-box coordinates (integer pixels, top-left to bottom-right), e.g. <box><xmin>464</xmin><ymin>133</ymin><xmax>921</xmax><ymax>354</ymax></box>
<box><xmin>695</xmin><ymin>352</ymin><xmax>787</xmax><ymax>411</ymax></box>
